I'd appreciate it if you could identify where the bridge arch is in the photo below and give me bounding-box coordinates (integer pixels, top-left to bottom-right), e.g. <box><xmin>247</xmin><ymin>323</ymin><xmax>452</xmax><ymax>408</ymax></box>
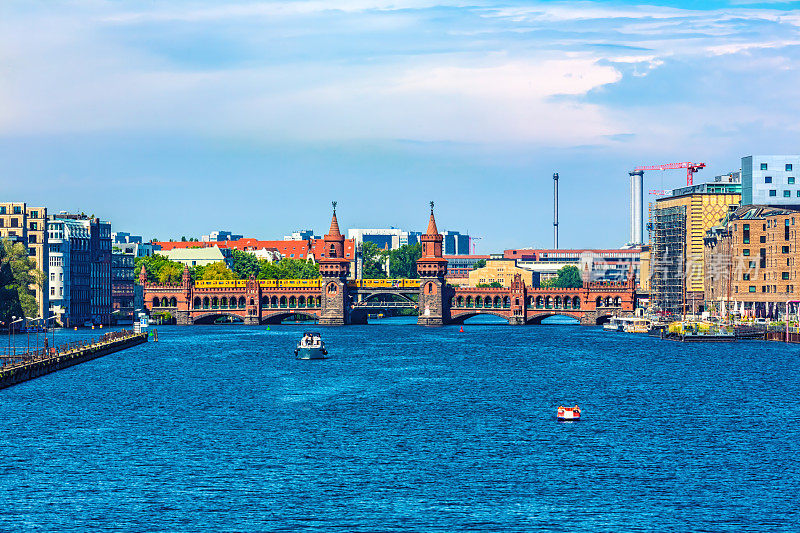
<box><xmin>192</xmin><ymin>312</ymin><xmax>246</xmax><ymax>325</ymax></box>
<box><xmin>526</xmin><ymin>311</ymin><xmax>583</xmax><ymax>325</ymax></box>
<box><xmin>261</xmin><ymin>310</ymin><xmax>320</xmax><ymax>325</ymax></box>
<box><xmin>449</xmin><ymin>309</ymin><xmax>512</xmax><ymax>324</ymax></box>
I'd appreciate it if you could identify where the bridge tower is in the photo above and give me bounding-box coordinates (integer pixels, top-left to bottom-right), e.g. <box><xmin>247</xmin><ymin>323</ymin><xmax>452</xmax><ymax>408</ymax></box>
<box><xmin>509</xmin><ymin>273</ymin><xmax>527</xmax><ymax>325</ymax></box>
<box><xmin>175</xmin><ymin>265</ymin><xmax>193</xmax><ymax>326</ymax></box>
<box><xmin>244</xmin><ymin>274</ymin><xmax>260</xmax><ymax>325</ymax></box>
<box><xmin>417</xmin><ymin>202</ymin><xmax>450</xmax><ymax>325</ymax></box>
<box><xmin>318</xmin><ymin>202</ymin><xmax>351</xmax><ymax>325</ymax></box>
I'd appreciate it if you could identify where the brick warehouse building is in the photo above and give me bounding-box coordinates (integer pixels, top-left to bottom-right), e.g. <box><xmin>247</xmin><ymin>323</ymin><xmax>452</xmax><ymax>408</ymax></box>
<box><xmin>704</xmin><ymin>204</ymin><xmax>800</xmax><ymax>319</ymax></box>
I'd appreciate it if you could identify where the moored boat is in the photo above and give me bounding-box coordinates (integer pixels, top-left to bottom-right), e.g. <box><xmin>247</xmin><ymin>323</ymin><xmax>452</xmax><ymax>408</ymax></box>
<box><xmin>295</xmin><ymin>332</ymin><xmax>328</xmax><ymax>359</ymax></box>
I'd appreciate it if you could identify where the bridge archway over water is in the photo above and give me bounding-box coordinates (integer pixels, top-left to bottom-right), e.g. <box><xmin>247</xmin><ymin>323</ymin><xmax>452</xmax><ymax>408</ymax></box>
<box><xmin>192</xmin><ymin>312</ymin><xmax>245</xmax><ymax>325</ymax></box>
<box><xmin>260</xmin><ymin>311</ymin><xmax>320</xmax><ymax>325</ymax></box>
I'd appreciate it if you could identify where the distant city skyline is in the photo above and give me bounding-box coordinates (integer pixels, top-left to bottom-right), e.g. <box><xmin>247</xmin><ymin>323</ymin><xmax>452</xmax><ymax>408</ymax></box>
<box><xmin>3</xmin><ymin>0</ymin><xmax>800</xmax><ymax>251</ymax></box>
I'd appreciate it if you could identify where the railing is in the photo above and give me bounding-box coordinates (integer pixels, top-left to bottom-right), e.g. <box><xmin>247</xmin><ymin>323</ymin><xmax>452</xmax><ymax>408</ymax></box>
<box><xmin>1</xmin><ymin>329</ymin><xmax>141</xmax><ymax>370</ymax></box>
<box><xmin>354</xmin><ymin>301</ymin><xmax>417</xmax><ymax>308</ymax></box>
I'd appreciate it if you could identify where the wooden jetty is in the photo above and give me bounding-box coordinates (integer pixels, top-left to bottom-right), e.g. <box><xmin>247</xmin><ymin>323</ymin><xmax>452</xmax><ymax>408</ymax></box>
<box><xmin>0</xmin><ymin>330</ymin><xmax>149</xmax><ymax>390</ymax></box>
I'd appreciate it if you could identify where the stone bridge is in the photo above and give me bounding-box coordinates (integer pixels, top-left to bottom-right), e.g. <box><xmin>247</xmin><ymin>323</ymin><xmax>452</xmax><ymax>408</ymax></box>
<box><xmin>141</xmin><ymin>204</ymin><xmax>636</xmax><ymax>326</ymax></box>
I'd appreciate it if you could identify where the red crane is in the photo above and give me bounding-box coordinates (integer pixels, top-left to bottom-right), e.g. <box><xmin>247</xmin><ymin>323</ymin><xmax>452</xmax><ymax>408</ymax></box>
<box><xmin>634</xmin><ymin>161</ymin><xmax>706</xmax><ymax>188</ymax></box>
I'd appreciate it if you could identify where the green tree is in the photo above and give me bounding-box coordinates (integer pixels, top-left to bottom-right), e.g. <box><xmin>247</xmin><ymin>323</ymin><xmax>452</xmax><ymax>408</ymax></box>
<box><xmin>158</xmin><ymin>262</ymin><xmax>184</xmax><ymax>284</ymax></box>
<box><xmin>135</xmin><ymin>254</ymin><xmax>190</xmax><ymax>283</ymax></box>
<box><xmin>472</xmin><ymin>259</ymin><xmax>487</xmax><ymax>270</ymax></box>
<box><xmin>387</xmin><ymin>243</ymin><xmax>421</xmax><ymax>279</ymax></box>
<box><xmin>0</xmin><ymin>238</ymin><xmax>43</xmax><ymax>320</ymax></box>
<box><xmin>201</xmin><ymin>262</ymin><xmax>236</xmax><ymax>280</ymax></box>
<box><xmin>257</xmin><ymin>258</ymin><xmax>319</xmax><ymax>279</ymax></box>
<box><xmin>477</xmin><ymin>282</ymin><xmax>503</xmax><ymax>288</ymax></box>
<box><xmin>232</xmin><ymin>249</ymin><xmax>260</xmax><ymax>279</ymax></box>
<box><xmin>361</xmin><ymin>241</ymin><xmax>387</xmax><ymax>279</ymax></box>
<box><xmin>542</xmin><ymin>265</ymin><xmax>583</xmax><ymax>288</ymax></box>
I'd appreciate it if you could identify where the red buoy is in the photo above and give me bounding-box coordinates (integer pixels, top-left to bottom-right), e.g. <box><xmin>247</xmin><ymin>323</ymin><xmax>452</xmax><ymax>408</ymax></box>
<box><xmin>459</xmin><ymin>326</ymin><xmax>464</xmax><ymax>333</ymax></box>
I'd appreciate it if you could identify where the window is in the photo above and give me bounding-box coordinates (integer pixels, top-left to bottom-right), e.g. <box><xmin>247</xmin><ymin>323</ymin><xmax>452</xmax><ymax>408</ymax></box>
<box><xmin>51</xmin><ymin>287</ymin><xmax>55</xmax><ymax>296</ymax></box>
<box><xmin>749</xmin><ymin>286</ymin><xmax>756</xmax><ymax>292</ymax></box>
<box><xmin>749</xmin><ymin>261</ymin><xmax>756</xmax><ymax>268</ymax></box>
<box><xmin>785</xmin><ymin>190</ymin><xmax>791</xmax><ymax>197</ymax></box>
<box><xmin>13</xmin><ymin>206</ymin><xmax>21</xmax><ymax>214</ymax></box>
<box><xmin>760</xmin><ymin>235</ymin><xmax>766</xmax><ymax>243</ymax></box>
<box><xmin>30</xmin><ymin>211</ymin><xmax>37</xmax><ymax>218</ymax></box>
<box><xmin>790</xmin><ymin>177</ymin><xmax>796</xmax><ymax>185</ymax></box>
<box><xmin>783</xmin><ymin>246</ymin><xmax>790</xmax><ymax>253</ymax></box>
<box><xmin>769</xmin><ymin>190</ymin><xmax>777</xmax><ymax>197</ymax></box>
<box><xmin>787</xmin><ymin>164</ymin><xmax>794</xmax><ymax>172</ymax></box>
<box><xmin>10</xmin><ymin>218</ymin><xmax>18</xmax><ymax>227</ymax></box>
<box><xmin>761</xmin><ymin>163</ymin><xmax>768</xmax><ymax>170</ymax></box>
<box><xmin>765</xmin><ymin>176</ymin><xmax>773</xmax><ymax>183</ymax></box>
<box><xmin>783</xmin><ymin>272</ymin><xmax>790</xmax><ymax>280</ymax></box>
<box><xmin>743</xmin><ymin>249</ymin><xmax>750</xmax><ymax>256</ymax></box>
<box><xmin>743</xmin><ymin>273</ymin><xmax>750</xmax><ymax>281</ymax></box>
<box><xmin>743</xmin><ymin>224</ymin><xmax>750</xmax><ymax>244</ymax></box>
<box><xmin>0</xmin><ymin>207</ymin><xmax>4</xmax><ymax>214</ymax></box>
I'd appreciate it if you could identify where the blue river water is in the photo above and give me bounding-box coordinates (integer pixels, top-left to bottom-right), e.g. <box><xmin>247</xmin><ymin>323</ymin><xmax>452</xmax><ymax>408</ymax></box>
<box><xmin>2</xmin><ymin>319</ymin><xmax>799</xmax><ymax>532</ymax></box>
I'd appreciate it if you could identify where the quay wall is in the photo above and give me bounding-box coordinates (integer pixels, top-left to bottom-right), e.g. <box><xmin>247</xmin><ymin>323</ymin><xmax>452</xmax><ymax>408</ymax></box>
<box><xmin>0</xmin><ymin>332</ymin><xmax>148</xmax><ymax>390</ymax></box>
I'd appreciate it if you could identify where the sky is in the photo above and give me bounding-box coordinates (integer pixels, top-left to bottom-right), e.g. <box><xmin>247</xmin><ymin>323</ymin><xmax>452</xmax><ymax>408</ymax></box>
<box><xmin>2</xmin><ymin>0</ymin><xmax>800</xmax><ymax>252</ymax></box>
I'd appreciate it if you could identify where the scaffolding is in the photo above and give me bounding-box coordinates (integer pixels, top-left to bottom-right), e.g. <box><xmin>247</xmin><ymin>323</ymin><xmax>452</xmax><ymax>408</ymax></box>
<box><xmin>652</xmin><ymin>205</ymin><xmax>686</xmax><ymax>316</ymax></box>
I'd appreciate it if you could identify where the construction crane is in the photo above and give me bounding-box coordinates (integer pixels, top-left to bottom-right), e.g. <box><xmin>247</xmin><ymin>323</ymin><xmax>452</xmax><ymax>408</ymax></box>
<box><xmin>634</xmin><ymin>161</ymin><xmax>706</xmax><ymax>187</ymax></box>
<box><xmin>628</xmin><ymin>161</ymin><xmax>706</xmax><ymax>246</ymax></box>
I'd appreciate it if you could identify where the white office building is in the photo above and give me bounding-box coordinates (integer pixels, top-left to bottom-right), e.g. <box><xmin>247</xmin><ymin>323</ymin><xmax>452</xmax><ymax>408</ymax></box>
<box><xmin>742</xmin><ymin>155</ymin><xmax>800</xmax><ymax>206</ymax></box>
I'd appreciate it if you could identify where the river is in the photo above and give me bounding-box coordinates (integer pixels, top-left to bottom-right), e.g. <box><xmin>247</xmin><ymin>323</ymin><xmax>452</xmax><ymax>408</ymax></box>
<box><xmin>1</xmin><ymin>320</ymin><xmax>798</xmax><ymax>531</ymax></box>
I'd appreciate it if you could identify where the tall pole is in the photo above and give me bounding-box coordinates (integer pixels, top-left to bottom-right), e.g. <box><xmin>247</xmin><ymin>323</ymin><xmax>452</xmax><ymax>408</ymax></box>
<box><xmin>553</xmin><ymin>172</ymin><xmax>559</xmax><ymax>249</ymax></box>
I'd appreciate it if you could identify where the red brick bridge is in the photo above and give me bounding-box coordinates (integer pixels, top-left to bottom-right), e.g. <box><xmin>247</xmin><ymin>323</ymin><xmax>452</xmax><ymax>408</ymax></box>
<box><xmin>142</xmin><ymin>205</ymin><xmax>636</xmax><ymax>326</ymax></box>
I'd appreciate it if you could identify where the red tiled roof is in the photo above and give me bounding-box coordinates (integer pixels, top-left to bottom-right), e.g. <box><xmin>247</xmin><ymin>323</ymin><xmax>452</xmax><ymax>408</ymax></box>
<box><xmin>155</xmin><ymin>238</ymin><xmax>356</xmax><ymax>260</ymax></box>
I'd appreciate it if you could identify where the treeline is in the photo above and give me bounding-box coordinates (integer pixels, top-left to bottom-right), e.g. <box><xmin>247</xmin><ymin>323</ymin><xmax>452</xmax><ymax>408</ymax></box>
<box><xmin>1</xmin><ymin>239</ymin><xmax>44</xmax><ymax>322</ymax></box>
<box><xmin>134</xmin><ymin>250</ymin><xmax>320</xmax><ymax>284</ymax></box>
<box><xmin>360</xmin><ymin>243</ymin><xmax>422</xmax><ymax>279</ymax></box>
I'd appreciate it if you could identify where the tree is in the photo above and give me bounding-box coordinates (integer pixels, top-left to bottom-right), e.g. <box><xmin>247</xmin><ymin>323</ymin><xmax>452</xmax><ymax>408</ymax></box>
<box><xmin>542</xmin><ymin>265</ymin><xmax>583</xmax><ymax>288</ymax></box>
<box><xmin>232</xmin><ymin>249</ymin><xmax>260</xmax><ymax>279</ymax></box>
<box><xmin>158</xmin><ymin>262</ymin><xmax>184</xmax><ymax>284</ymax></box>
<box><xmin>361</xmin><ymin>241</ymin><xmax>387</xmax><ymax>279</ymax></box>
<box><xmin>0</xmin><ymin>238</ymin><xmax>43</xmax><ymax>320</ymax></box>
<box><xmin>257</xmin><ymin>258</ymin><xmax>319</xmax><ymax>280</ymax></box>
<box><xmin>135</xmin><ymin>254</ymin><xmax>191</xmax><ymax>283</ymax></box>
<box><xmin>201</xmin><ymin>262</ymin><xmax>236</xmax><ymax>280</ymax></box>
<box><xmin>477</xmin><ymin>282</ymin><xmax>503</xmax><ymax>288</ymax></box>
<box><xmin>472</xmin><ymin>259</ymin><xmax>486</xmax><ymax>270</ymax></box>
<box><xmin>387</xmin><ymin>244</ymin><xmax>421</xmax><ymax>279</ymax></box>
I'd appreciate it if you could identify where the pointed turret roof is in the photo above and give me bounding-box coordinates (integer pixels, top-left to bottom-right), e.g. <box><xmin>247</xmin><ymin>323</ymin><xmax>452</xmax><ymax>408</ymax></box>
<box><xmin>426</xmin><ymin>201</ymin><xmax>439</xmax><ymax>235</ymax></box>
<box><xmin>326</xmin><ymin>201</ymin><xmax>342</xmax><ymax>238</ymax></box>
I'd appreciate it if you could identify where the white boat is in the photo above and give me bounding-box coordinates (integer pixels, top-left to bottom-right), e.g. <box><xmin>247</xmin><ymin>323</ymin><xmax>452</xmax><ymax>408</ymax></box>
<box><xmin>295</xmin><ymin>332</ymin><xmax>328</xmax><ymax>360</ymax></box>
<box><xmin>623</xmin><ymin>318</ymin><xmax>651</xmax><ymax>334</ymax></box>
<box><xmin>557</xmin><ymin>405</ymin><xmax>581</xmax><ymax>421</ymax></box>
<box><xmin>603</xmin><ymin>317</ymin><xmax>626</xmax><ymax>332</ymax></box>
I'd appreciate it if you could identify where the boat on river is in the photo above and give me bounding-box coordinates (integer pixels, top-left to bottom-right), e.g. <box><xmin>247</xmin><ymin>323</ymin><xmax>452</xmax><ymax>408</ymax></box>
<box><xmin>557</xmin><ymin>405</ymin><xmax>581</xmax><ymax>421</ymax></box>
<box><xmin>295</xmin><ymin>332</ymin><xmax>328</xmax><ymax>359</ymax></box>
<box><xmin>603</xmin><ymin>317</ymin><xmax>626</xmax><ymax>332</ymax></box>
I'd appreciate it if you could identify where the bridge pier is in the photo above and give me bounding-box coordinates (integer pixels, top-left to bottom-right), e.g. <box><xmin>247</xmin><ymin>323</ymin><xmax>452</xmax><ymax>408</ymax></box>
<box><xmin>175</xmin><ymin>310</ymin><xmax>191</xmax><ymax>326</ymax></box>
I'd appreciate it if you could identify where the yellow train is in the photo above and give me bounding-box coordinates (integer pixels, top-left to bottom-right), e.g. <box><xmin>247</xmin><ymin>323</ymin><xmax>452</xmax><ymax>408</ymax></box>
<box><xmin>347</xmin><ymin>279</ymin><xmax>420</xmax><ymax>289</ymax></box>
<box><xmin>194</xmin><ymin>279</ymin><xmax>322</xmax><ymax>289</ymax></box>
<box><xmin>195</xmin><ymin>278</ymin><xmax>419</xmax><ymax>289</ymax></box>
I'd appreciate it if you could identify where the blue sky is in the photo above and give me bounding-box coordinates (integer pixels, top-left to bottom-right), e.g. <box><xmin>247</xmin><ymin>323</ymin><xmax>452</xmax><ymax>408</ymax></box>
<box><xmin>2</xmin><ymin>1</ymin><xmax>800</xmax><ymax>251</ymax></box>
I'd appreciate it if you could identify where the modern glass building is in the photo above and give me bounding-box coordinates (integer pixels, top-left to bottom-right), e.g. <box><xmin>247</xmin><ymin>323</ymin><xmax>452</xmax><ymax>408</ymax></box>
<box><xmin>742</xmin><ymin>155</ymin><xmax>800</xmax><ymax>206</ymax></box>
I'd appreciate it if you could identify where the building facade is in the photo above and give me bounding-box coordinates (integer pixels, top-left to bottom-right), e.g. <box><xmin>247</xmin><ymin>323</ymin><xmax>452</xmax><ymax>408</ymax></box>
<box><xmin>112</xmin><ymin>251</ymin><xmax>135</xmax><ymax>321</ymax></box>
<box><xmin>162</xmin><ymin>247</ymin><xmax>233</xmax><ymax>268</ymax></box>
<box><xmin>442</xmin><ymin>231</ymin><xmax>471</xmax><ymax>255</ymax></box>
<box><xmin>742</xmin><ymin>155</ymin><xmax>800</xmax><ymax>207</ymax></box>
<box><xmin>201</xmin><ymin>230</ymin><xmax>243</xmax><ymax>242</ymax></box>
<box><xmin>704</xmin><ymin>205</ymin><xmax>800</xmax><ymax>319</ymax></box>
<box><xmin>47</xmin><ymin>215</ymin><xmax>112</xmax><ymax>326</ymax></box>
<box><xmin>650</xmin><ymin>185</ymin><xmax>741</xmax><ymax>315</ymax></box>
<box><xmin>1</xmin><ymin>202</ymin><xmax>49</xmax><ymax>318</ymax></box>
<box><xmin>444</xmin><ymin>254</ymin><xmax>490</xmax><ymax>280</ymax></box>
<box><xmin>467</xmin><ymin>259</ymin><xmax>537</xmax><ymax>288</ymax></box>
<box><xmin>504</xmin><ymin>248</ymin><xmax>642</xmax><ymax>285</ymax></box>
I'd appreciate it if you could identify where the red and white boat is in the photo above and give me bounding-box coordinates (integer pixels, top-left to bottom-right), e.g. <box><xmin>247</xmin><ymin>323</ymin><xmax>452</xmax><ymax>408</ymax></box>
<box><xmin>557</xmin><ymin>405</ymin><xmax>581</xmax><ymax>421</ymax></box>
